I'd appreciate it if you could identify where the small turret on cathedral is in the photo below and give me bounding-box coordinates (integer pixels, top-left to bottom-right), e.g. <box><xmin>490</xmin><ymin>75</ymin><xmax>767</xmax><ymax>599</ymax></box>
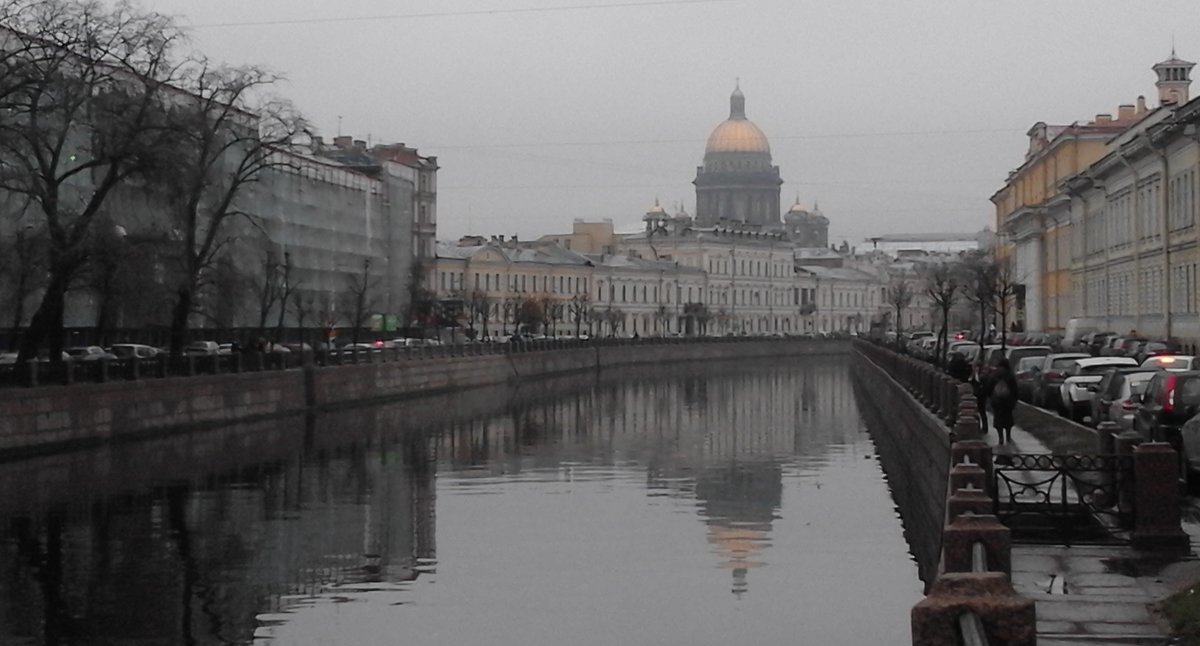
<box><xmin>783</xmin><ymin>197</ymin><xmax>829</xmax><ymax>249</ymax></box>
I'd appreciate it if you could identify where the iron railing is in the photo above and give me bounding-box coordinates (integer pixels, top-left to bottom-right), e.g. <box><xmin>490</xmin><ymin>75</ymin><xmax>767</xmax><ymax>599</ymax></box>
<box><xmin>993</xmin><ymin>452</ymin><xmax>1134</xmax><ymax>544</ymax></box>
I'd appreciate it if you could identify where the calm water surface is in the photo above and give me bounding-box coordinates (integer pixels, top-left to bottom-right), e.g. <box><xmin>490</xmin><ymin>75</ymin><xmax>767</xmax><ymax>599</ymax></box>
<box><xmin>0</xmin><ymin>360</ymin><xmax>922</xmax><ymax>645</ymax></box>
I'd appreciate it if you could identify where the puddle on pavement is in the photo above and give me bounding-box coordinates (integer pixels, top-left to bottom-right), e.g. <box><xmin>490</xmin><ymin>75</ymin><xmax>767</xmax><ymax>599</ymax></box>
<box><xmin>1102</xmin><ymin>556</ymin><xmax>1175</xmax><ymax>578</ymax></box>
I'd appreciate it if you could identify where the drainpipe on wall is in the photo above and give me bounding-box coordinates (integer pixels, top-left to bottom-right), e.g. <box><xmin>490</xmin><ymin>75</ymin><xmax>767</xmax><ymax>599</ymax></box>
<box><xmin>1147</xmin><ymin>134</ymin><xmax>1173</xmax><ymax>341</ymax></box>
<box><xmin>1117</xmin><ymin>152</ymin><xmax>1142</xmax><ymax>334</ymax></box>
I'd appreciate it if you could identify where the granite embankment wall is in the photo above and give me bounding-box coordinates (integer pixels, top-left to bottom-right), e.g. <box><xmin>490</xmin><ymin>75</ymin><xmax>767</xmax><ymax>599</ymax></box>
<box><xmin>851</xmin><ymin>343</ymin><xmax>953</xmax><ymax>585</ymax></box>
<box><xmin>0</xmin><ymin>339</ymin><xmax>846</xmax><ymax>458</ymax></box>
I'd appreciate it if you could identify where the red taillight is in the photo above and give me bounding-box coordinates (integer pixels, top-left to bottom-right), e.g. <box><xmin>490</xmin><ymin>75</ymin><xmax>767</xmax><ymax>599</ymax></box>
<box><xmin>955</xmin><ymin>333</ymin><xmax>964</xmax><ymax>340</ymax></box>
<box><xmin>1045</xmin><ymin>371</ymin><xmax>1063</xmax><ymax>380</ymax></box>
<box><xmin>374</xmin><ymin>340</ymin><xmax>384</xmax><ymax>347</ymax></box>
<box><xmin>1122</xmin><ymin>399</ymin><xmax>1138</xmax><ymax>411</ymax></box>
<box><xmin>1164</xmin><ymin>375</ymin><xmax>1178</xmax><ymax>413</ymax></box>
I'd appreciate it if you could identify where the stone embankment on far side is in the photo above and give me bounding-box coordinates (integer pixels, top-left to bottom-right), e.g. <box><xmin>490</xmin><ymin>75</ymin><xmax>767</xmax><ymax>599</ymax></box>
<box><xmin>0</xmin><ymin>338</ymin><xmax>846</xmax><ymax>458</ymax></box>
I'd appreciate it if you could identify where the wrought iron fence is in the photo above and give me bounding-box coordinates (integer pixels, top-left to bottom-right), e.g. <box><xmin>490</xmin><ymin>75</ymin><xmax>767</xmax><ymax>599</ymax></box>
<box><xmin>993</xmin><ymin>453</ymin><xmax>1134</xmax><ymax>545</ymax></box>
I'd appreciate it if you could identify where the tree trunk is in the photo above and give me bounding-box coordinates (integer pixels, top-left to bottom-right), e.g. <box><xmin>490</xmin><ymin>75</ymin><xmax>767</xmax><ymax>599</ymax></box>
<box><xmin>7</xmin><ymin>270</ymin><xmax>28</xmax><ymax>352</ymax></box>
<box><xmin>18</xmin><ymin>268</ymin><xmax>70</xmax><ymax>364</ymax></box>
<box><xmin>169</xmin><ymin>286</ymin><xmax>194</xmax><ymax>356</ymax></box>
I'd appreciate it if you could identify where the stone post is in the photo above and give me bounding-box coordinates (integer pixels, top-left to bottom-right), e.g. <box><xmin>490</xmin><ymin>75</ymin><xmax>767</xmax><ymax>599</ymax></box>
<box><xmin>97</xmin><ymin>358</ymin><xmax>109</xmax><ymax>383</ymax></box>
<box><xmin>233</xmin><ymin>353</ymin><xmax>243</xmax><ymax>374</ymax></box>
<box><xmin>63</xmin><ymin>360</ymin><xmax>74</xmax><ymax>385</ymax></box>
<box><xmin>940</xmin><ymin>513</ymin><xmax>1012</xmax><ymax>577</ymax></box>
<box><xmin>129</xmin><ymin>356</ymin><xmax>140</xmax><ymax>381</ymax></box>
<box><xmin>24</xmin><ymin>360</ymin><xmax>38</xmax><ymax>387</ymax></box>
<box><xmin>947</xmin><ymin>486</ymin><xmax>993</xmax><ymax>524</ymax></box>
<box><xmin>186</xmin><ymin>355</ymin><xmax>196</xmax><ymax>377</ymax></box>
<box><xmin>911</xmin><ymin>573</ymin><xmax>1036</xmax><ymax>646</ymax></box>
<box><xmin>1115</xmin><ymin>431</ymin><xmax>1141</xmax><ymax>520</ymax></box>
<box><xmin>951</xmin><ymin>440</ymin><xmax>993</xmax><ymax>497</ymax></box>
<box><xmin>1131</xmin><ymin>442</ymin><xmax>1189</xmax><ymax>553</ymax></box>
<box><xmin>949</xmin><ymin>462</ymin><xmax>987</xmax><ymax>494</ymax></box>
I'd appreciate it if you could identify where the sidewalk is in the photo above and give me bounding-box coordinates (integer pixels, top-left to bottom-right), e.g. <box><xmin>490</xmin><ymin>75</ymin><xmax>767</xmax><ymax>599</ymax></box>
<box><xmin>993</xmin><ymin>422</ymin><xmax>1199</xmax><ymax>645</ymax></box>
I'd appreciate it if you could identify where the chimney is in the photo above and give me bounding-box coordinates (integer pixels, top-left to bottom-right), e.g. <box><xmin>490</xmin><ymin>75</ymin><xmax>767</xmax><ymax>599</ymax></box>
<box><xmin>1137</xmin><ymin>95</ymin><xmax>1148</xmax><ymax>114</ymax></box>
<box><xmin>353</xmin><ymin>139</ymin><xmax>366</xmax><ymax>151</ymax></box>
<box><xmin>1094</xmin><ymin>114</ymin><xmax>1112</xmax><ymax>124</ymax></box>
<box><xmin>1117</xmin><ymin>104</ymin><xmax>1135</xmax><ymax>120</ymax></box>
<box><xmin>333</xmin><ymin>135</ymin><xmax>353</xmax><ymax>149</ymax></box>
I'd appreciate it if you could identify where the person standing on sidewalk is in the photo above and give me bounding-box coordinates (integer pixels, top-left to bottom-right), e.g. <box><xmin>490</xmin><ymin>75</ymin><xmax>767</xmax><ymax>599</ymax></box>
<box><xmin>986</xmin><ymin>358</ymin><xmax>1019</xmax><ymax>444</ymax></box>
<box><xmin>970</xmin><ymin>363</ymin><xmax>988</xmax><ymax>436</ymax></box>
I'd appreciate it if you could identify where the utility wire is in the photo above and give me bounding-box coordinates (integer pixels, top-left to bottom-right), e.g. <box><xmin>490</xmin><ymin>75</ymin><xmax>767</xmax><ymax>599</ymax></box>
<box><xmin>425</xmin><ymin>127</ymin><xmax>1023</xmax><ymax>150</ymax></box>
<box><xmin>191</xmin><ymin>0</ymin><xmax>731</xmax><ymax>29</ymax></box>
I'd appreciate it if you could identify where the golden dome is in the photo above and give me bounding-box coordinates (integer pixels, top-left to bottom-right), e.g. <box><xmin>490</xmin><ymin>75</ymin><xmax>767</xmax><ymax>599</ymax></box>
<box><xmin>704</xmin><ymin>84</ymin><xmax>770</xmax><ymax>154</ymax></box>
<box><xmin>706</xmin><ymin>119</ymin><xmax>770</xmax><ymax>154</ymax></box>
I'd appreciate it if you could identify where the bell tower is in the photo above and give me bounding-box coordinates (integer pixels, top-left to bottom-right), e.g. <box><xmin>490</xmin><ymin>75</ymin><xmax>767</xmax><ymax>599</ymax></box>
<box><xmin>1154</xmin><ymin>50</ymin><xmax>1195</xmax><ymax>106</ymax></box>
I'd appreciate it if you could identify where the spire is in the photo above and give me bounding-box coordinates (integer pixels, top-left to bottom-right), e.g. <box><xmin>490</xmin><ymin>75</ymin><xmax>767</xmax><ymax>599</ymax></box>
<box><xmin>729</xmin><ymin>80</ymin><xmax>746</xmax><ymax>120</ymax></box>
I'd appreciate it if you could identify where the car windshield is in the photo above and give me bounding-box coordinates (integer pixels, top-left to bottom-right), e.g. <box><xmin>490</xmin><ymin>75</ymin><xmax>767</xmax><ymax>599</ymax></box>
<box><xmin>1130</xmin><ymin>375</ymin><xmax>1153</xmax><ymax>395</ymax></box>
<box><xmin>1017</xmin><ymin>357</ymin><xmax>1041</xmax><ymax>371</ymax></box>
<box><xmin>1051</xmin><ymin>357</ymin><xmax>1083</xmax><ymax>368</ymax></box>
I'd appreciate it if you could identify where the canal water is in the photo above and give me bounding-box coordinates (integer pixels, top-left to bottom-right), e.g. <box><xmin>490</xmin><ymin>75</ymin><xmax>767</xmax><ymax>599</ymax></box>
<box><xmin>0</xmin><ymin>359</ymin><xmax>923</xmax><ymax>645</ymax></box>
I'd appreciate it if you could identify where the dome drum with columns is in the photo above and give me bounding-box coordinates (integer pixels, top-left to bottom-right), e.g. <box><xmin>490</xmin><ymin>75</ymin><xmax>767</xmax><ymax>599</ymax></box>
<box><xmin>694</xmin><ymin>84</ymin><xmax>783</xmax><ymax>228</ymax></box>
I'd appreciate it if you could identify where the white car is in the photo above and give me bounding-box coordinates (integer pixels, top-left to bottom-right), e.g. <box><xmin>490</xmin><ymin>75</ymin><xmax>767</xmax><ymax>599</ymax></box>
<box><xmin>1060</xmin><ymin>357</ymin><xmax>1138</xmax><ymax>422</ymax></box>
<box><xmin>1139</xmin><ymin>355</ymin><xmax>1196</xmax><ymax>371</ymax></box>
<box><xmin>109</xmin><ymin>343</ymin><xmax>160</xmax><ymax>359</ymax></box>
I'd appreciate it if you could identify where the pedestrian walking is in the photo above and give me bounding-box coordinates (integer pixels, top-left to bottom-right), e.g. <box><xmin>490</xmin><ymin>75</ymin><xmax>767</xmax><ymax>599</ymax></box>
<box><xmin>986</xmin><ymin>358</ymin><xmax>1019</xmax><ymax>444</ymax></box>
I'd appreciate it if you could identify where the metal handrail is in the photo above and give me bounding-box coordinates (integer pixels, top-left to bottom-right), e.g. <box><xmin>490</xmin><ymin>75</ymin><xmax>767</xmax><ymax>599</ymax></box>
<box><xmin>959</xmin><ymin>540</ymin><xmax>991</xmax><ymax>646</ymax></box>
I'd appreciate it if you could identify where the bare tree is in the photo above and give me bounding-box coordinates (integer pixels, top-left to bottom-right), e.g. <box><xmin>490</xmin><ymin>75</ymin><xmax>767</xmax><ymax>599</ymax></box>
<box><xmin>155</xmin><ymin>60</ymin><xmax>306</xmax><ymax>355</ymax></box>
<box><xmin>0</xmin><ymin>224</ymin><xmax>45</xmax><ymax>350</ymax></box>
<box><xmin>568</xmin><ymin>292</ymin><xmax>591</xmax><ymax>337</ymax></box>
<box><xmin>653</xmin><ymin>304</ymin><xmax>671</xmax><ymax>335</ymax></box>
<box><xmin>885</xmin><ymin>273</ymin><xmax>915</xmax><ymax>350</ymax></box>
<box><xmin>252</xmin><ymin>246</ymin><xmax>285</xmax><ymax>337</ymax></box>
<box><xmin>515</xmin><ymin>296</ymin><xmax>543</xmax><ymax>334</ymax></box>
<box><xmin>463</xmin><ymin>288</ymin><xmax>493</xmax><ymax>339</ymax></box>
<box><xmin>924</xmin><ymin>261</ymin><xmax>960</xmax><ymax>364</ymax></box>
<box><xmin>342</xmin><ymin>258</ymin><xmax>378</xmax><ymax>346</ymax></box>
<box><xmin>290</xmin><ymin>290</ymin><xmax>314</xmax><ymax>347</ymax></box>
<box><xmin>993</xmin><ymin>256</ymin><xmax>1021</xmax><ymax>350</ymax></box>
<box><xmin>1</xmin><ymin>0</ymin><xmax>185</xmax><ymax>362</ymax></box>
<box><xmin>961</xmin><ymin>250</ymin><xmax>998</xmax><ymax>357</ymax></box>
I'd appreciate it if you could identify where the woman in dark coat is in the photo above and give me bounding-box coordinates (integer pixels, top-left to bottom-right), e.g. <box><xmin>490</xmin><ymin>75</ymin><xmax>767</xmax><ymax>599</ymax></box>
<box><xmin>948</xmin><ymin>352</ymin><xmax>972</xmax><ymax>382</ymax></box>
<box><xmin>986</xmin><ymin>358</ymin><xmax>1019</xmax><ymax>444</ymax></box>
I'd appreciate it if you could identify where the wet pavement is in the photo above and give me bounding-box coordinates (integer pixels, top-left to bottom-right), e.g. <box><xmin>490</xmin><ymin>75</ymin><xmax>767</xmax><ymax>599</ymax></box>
<box><xmin>995</xmin><ymin>422</ymin><xmax>1199</xmax><ymax>645</ymax></box>
<box><xmin>0</xmin><ymin>360</ymin><xmax>923</xmax><ymax>646</ymax></box>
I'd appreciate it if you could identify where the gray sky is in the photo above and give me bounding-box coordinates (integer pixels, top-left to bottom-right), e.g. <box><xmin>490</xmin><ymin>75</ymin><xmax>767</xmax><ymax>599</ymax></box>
<box><xmin>144</xmin><ymin>0</ymin><xmax>1200</xmax><ymax>246</ymax></box>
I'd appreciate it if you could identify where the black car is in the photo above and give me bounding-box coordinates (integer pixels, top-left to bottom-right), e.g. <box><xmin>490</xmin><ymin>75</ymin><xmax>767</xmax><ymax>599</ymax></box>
<box><xmin>1088</xmin><ymin>367</ymin><xmax>1157</xmax><ymax>428</ymax></box>
<box><xmin>1133</xmin><ymin>371</ymin><xmax>1200</xmax><ymax>448</ymax></box>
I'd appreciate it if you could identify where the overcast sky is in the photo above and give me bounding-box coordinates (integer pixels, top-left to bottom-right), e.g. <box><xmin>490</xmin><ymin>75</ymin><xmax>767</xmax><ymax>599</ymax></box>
<box><xmin>141</xmin><ymin>0</ymin><xmax>1199</xmax><ymax>246</ymax></box>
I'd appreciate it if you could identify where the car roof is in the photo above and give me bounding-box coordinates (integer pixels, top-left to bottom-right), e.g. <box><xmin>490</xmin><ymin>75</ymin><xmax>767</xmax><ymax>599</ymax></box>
<box><xmin>1075</xmin><ymin>357</ymin><xmax>1138</xmax><ymax>366</ymax></box>
<box><xmin>1047</xmin><ymin>352</ymin><xmax>1089</xmax><ymax>359</ymax></box>
<box><xmin>1008</xmin><ymin>345</ymin><xmax>1052</xmax><ymax>351</ymax></box>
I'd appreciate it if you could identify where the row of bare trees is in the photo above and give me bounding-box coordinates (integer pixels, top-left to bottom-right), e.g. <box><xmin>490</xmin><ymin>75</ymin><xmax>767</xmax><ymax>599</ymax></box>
<box><xmin>885</xmin><ymin>251</ymin><xmax>1023</xmax><ymax>363</ymax></box>
<box><xmin>0</xmin><ymin>0</ymin><xmax>306</xmax><ymax>360</ymax></box>
<box><xmin>452</xmin><ymin>289</ymin><xmax>721</xmax><ymax>338</ymax></box>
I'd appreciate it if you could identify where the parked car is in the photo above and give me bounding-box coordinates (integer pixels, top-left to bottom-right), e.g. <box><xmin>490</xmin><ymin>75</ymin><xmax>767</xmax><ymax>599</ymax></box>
<box><xmin>1083</xmin><ymin>331</ymin><xmax>1116</xmax><ymax>356</ymax></box>
<box><xmin>978</xmin><ymin>345</ymin><xmax>1005</xmax><ymax>377</ymax></box>
<box><xmin>1104</xmin><ymin>336</ymin><xmax>1146</xmax><ymax>358</ymax></box>
<box><xmin>65</xmin><ymin>346</ymin><xmax>117</xmax><ymax>361</ymax></box>
<box><xmin>1014</xmin><ymin>356</ymin><xmax>1044</xmax><ymax>402</ymax></box>
<box><xmin>1060</xmin><ymin>357</ymin><xmax>1139</xmax><ymax>422</ymax></box>
<box><xmin>0</xmin><ymin>352</ymin><xmax>17</xmax><ymax>366</ymax></box>
<box><xmin>183</xmin><ymin>341</ymin><xmax>220</xmax><ymax>356</ymax></box>
<box><xmin>1140</xmin><ymin>354</ymin><xmax>1197</xmax><ymax>371</ymax></box>
<box><xmin>1135</xmin><ymin>372</ymin><xmax>1200</xmax><ymax>470</ymax></box>
<box><xmin>1005</xmin><ymin>345</ymin><xmax>1052</xmax><ymax>370</ymax></box>
<box><xmin>108</xmin><ymin>343</ymin><xmax>160</xmax><ymax>359</ymax></box>
<box><xmin>1134</xmin><ymin>341</ymin><xmax>1177</xmax><ymax>364</ymax></box>
<box><xmin>1032</xmin><ymin>353</ymin><xmax>1090</xmax><ymax>409</ymax></box>
<box><xmin>1088</xmin><ymin>367</ymin><xmax>1157</xmax><ymax>429</ymax></box>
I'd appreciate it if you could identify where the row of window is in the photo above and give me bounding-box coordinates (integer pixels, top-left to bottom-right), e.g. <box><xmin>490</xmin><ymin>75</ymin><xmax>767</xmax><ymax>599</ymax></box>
<box><xmin>438</xmin><ymin>271</ymin><xmax>591</xmax><ymax>295</ymax></box>
<box><xmin>703</xmin><ymin>257</ymin><xmax>791</xmax><ymax>278</ymax></box>
<box><xmin>1080</xmin><ymin>263</ymin><xmax>1200</xmax><ymax>315</ymax></box>
<box><xmin>1085</xmin><ymin>170</ymin><xmax>1200</xmax><ymax>254</ymax></box>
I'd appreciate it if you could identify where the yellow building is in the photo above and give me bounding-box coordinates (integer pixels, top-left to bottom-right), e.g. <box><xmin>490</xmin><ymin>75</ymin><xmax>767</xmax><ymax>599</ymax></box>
<box><xmin>991</xmin><ymin>100</ymin><xmax>1148</xmax><ymax>332</ymax></box>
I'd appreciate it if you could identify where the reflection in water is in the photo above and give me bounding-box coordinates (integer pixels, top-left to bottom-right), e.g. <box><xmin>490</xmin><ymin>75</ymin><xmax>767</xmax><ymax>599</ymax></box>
<box><xmin>0</xmin><ymin>359</ymin><xmax>921</xmax><ymax>646</ymax></box>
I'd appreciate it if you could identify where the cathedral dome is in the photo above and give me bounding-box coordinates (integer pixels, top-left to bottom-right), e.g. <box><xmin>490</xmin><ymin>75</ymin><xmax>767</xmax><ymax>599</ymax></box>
<box><xmin>705</xmin><ymin>85</ymin><xmax>771</xmax><ymax>154</ymax></box>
